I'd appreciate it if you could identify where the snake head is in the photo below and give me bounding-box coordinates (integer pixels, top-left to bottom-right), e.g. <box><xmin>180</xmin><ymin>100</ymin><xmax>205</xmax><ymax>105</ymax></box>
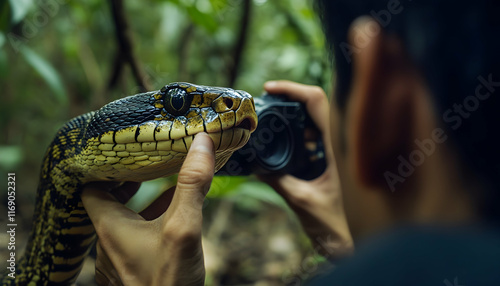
<box><xmin>76</xmin><ymin>82</ymin><xmax>257</xmax><ymax>182</ymax></box>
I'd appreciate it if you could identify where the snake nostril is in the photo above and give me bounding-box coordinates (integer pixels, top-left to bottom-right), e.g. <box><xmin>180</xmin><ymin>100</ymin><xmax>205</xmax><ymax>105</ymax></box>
<box><xmin>224</xmin><ymin>98</ymin><xmax>233</xmax><ymax>109</ymax></box>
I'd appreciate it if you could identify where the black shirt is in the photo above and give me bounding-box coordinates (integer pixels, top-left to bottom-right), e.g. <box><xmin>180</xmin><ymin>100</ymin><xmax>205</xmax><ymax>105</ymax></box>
<box><xmin>310</xmin><ymin>225</ymin><xmax>500</xmax><ymax>286</ymax></box>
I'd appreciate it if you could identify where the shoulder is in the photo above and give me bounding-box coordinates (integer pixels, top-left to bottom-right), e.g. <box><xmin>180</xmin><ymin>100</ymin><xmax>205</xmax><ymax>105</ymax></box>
<box><xmin>309</xmin><ymin>225</ymin><xmax>500</xmax><ymax>286</ymax></box>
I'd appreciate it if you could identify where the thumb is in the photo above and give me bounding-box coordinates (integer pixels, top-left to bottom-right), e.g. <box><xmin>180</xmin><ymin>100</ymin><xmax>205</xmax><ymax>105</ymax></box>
<box><xmin>164</xmin><ymin>132</ymin><xmax>215</xmax><ymax>225</ymax></box>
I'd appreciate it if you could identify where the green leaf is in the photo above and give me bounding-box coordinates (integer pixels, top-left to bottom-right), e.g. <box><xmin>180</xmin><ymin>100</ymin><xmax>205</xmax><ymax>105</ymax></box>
<box><xmin>0</xmin><ymin>49</ymin><xmax>7</xmax><ymax>77</ymax></box>
<box><xmin>228</xmin><ymin>181</ymin><xmax>294</xmax><ymax>215</ymax></box>
<box><xmin>8</xmin><ymin>0</ymin><xmax>34</xmax><ymax>25</ymax></box>
<box><xmin>126</xmin><ymin>176</ymin><xmax>178</xmax><ymax>212</ymax></box>
<box><xmin>0</xmin><ymin>1</ymin><xmax>11</xmax><ymax>32</ymax></box>
<box><xmin>185</xmin><ymin>5</ymin><xmax>217</xmax><ymax>33</ymax></box>
<box><xmin>20</xmin><ymin>46</ymin><xmax>67</xmax><ymax>104</ymax></box>
<box><xmin>208</xmin><ymin>176</ymin><xmax>248</xmax><ymax>197</ymax></box>
<box><xmin>236</xmin><ymin>182</ymin><xmax>288</xmax><ymax>206</ymax></box>
<box><xmin>170</xmin><ymin>0</ymin><xmax>218</xmax><ymax>33</ymax></box>
<box><xmin>0</xmin><ymin>146</ymin><xmax>23</xmax><ymax>170</ymax></box>
<box><xmin>210</xmin><ymin>0</ymin><xmax>228</xmax><ymax>13</ymax></box>
<box><xmin>0</xmin><ymin>31</ymin><xmax>5</xmax><ymax>47</ymax></box>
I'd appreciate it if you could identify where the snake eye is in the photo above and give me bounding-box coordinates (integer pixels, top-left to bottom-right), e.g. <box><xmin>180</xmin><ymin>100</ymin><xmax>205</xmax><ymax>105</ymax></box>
<box><xmin>164</xmin><ymin>88</ymin><xmax>193</xmax><ymax>116</ymax></box>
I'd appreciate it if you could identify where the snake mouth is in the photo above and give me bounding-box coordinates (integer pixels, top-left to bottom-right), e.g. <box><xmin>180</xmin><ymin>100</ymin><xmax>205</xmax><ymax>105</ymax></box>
<box><xmin>209</xmin><ymin>96</ymin><xmax>257</xmax><ymax>151</ymax></box>
<box><xmin>207</xmin><ymin>128</ymin><xmax>251</xmax><ymax>151</ymax></box>
<box><xmin>80</xmin><ymin>128</ymin><xmax>252</xmax><ymax>181</ymax></box>
<box><xmin>235</xmin><ymin>118</ymin><xmax>254</xmax><ymax>131</ymax></box>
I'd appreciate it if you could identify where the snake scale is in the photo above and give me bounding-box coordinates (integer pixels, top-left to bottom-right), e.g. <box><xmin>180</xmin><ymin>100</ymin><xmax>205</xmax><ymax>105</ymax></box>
<box><xmin>1</xmin><ymin>82</ymin><xmax>258</xmax><ymax>285</ymax></box>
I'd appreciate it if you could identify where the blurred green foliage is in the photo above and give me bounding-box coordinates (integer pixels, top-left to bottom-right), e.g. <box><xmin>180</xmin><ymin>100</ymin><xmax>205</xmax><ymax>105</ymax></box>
<box><xmin>0</xmin><ymin>0</ymin><xmax>331</xmax><ymax>283</ymax></box>
<box><xmin>0</xmin><ymin>0</ymin><xmax>331</xmax><ymax>199</ymax></box>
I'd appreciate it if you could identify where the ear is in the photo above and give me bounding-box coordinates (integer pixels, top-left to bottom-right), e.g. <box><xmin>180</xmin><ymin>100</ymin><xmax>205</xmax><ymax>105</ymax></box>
<box><xmin>346</xmin><ymin>17</ymin><xmax>420</xmax><ymax>191</ymax></box>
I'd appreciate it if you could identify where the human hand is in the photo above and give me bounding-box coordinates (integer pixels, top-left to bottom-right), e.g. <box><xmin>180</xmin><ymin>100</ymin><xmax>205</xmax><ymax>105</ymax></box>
<box><xmin>81</xmin><ymin>132</ymin><xmax>215</xmax><ymax>286</ymax></box>
<box><xmin>260</xmin><ymin>80</ymin><xmax>353</xmax><ymax>259</ymax></box>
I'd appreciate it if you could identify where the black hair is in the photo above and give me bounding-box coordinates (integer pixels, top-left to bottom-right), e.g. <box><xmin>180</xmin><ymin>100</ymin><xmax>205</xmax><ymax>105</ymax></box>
<box><xmin>316</xmin><ymin>0</ymin><xmax>500</xmax><ymax>222</ymax></box>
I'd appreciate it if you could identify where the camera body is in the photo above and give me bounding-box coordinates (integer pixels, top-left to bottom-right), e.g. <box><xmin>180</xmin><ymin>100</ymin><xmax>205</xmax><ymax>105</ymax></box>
<box><xmin>217</xmin><ymin>93</ymin><xmax>326</xmax><ymax>180</ymax></box>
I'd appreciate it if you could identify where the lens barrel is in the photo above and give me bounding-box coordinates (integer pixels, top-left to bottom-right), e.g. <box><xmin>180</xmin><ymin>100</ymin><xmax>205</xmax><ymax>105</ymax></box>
<box><xmin>216</xmin><ymin>94</ymin><xmax>326</xmax><ymax>180</ymax></box>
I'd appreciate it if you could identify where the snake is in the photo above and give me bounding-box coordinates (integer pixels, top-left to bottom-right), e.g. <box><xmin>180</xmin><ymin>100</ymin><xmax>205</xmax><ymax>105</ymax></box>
<box><xmin>1</xmin><ymin>82</ymin><xmax>258</xmax><ymax>285</ymax></box>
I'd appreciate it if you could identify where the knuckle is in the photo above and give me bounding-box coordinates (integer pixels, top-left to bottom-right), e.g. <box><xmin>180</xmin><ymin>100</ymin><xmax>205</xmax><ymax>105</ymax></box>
<box><xmin>163</xmin><ymin>222</ymin><xmax>200</xmax><ymax>243</ymax></box>
<box><xmin>177</xmin><ymin>167</ymin><xmax>213</xmax><ymax>188</ymax></box>
<box><xmin>288</xmin><ymin>191</ymin><xmax>312</xmax><ymax>208</ymax></box>
<box><xmin>94</xmin><ymin>220</ymin><xmax>117</xmax><ymax>249</ymax></box>
<box><xmin>176</xmin><ymin>227</ymin><xmax>201</xmax><ymax>243</ymax></box>
<box><xmin>94</xmin><ymin>221</ymin><xmax>109</xmax><ymax>239</ymax></box>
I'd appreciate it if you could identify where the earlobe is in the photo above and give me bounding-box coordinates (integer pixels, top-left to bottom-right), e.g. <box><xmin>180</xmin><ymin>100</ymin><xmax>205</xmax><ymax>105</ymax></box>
<box><xmin>346</xmin><ymin>17</ymin><xmax>417</xmax><ymax>191</ymax></box>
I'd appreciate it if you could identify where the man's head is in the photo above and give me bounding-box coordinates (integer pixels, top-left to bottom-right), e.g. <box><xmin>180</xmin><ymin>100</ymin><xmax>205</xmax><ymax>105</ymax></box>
<box><xmin>316</xmin><ymin>0</ymin><xmax>500</xmax><ymax>238</ymax></box>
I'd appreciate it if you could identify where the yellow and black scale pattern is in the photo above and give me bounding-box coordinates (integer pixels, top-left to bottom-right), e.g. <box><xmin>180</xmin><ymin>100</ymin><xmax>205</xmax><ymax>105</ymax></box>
<box><xmin>1</xmin><ymin>82</ymin><xmax>257</xmax><ymax>285</ymax></box>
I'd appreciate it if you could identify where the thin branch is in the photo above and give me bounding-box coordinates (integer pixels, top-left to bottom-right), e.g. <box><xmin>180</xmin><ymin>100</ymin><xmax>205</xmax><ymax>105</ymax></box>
<box><xmin>177</xmin><ymin>24</ymin><xmax>195</xmax><ymax>81</ymax></box>
<box><xmin>107</xmin><ymin>53</ymin><xmax>124</xmax><ymax>90</ymax></box>
<box><xmin>228</xmin><ymin>0</ymin><xmax>252</xmax><ymax>88</ymax></box>
<box><xmin>108</xmin><ymin>0</ymin><xmax>152</xmax><ymax>92</ymax></box>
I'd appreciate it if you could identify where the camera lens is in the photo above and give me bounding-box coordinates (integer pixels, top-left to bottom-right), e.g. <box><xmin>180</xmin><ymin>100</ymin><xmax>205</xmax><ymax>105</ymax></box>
<box><xmin>253</xmin><ymin>110</ymin><xmax>293</xmax><ymax>171</ymax></box>
<box><xmin>216</xmin><ymin>94</ymin><xmax>326</xmax><ymax>179</ymax></box>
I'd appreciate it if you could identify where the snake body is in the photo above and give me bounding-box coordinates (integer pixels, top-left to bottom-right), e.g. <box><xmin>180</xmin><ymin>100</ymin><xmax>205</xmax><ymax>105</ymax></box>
<box><xmin>1</xmin><ymin>82</ymin><xmax>257</xmax><ymax>285</ymax></box>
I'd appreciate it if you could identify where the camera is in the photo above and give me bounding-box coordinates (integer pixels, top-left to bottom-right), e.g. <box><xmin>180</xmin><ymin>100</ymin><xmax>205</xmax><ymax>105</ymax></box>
<box><xmin>217</xmin><ymin>93</ymin><xmax>327</xmax><ymax>180</ymax></box>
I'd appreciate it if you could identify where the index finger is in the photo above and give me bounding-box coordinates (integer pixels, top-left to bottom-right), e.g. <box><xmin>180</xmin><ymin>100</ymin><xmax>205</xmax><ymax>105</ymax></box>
<box><xmin>264</xmin><ymin>80</ymin><xmax>335</xmax><ymax>168</ymax></box>
<box><xmin>81</xmin><ymin>182</ymin><xmax>144</xmax><ymax>229</ymax></box>
<box><xmin>264</xmin><ymin>80</ymin><xmax>330</xmax><ymax>136</ymax></box>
